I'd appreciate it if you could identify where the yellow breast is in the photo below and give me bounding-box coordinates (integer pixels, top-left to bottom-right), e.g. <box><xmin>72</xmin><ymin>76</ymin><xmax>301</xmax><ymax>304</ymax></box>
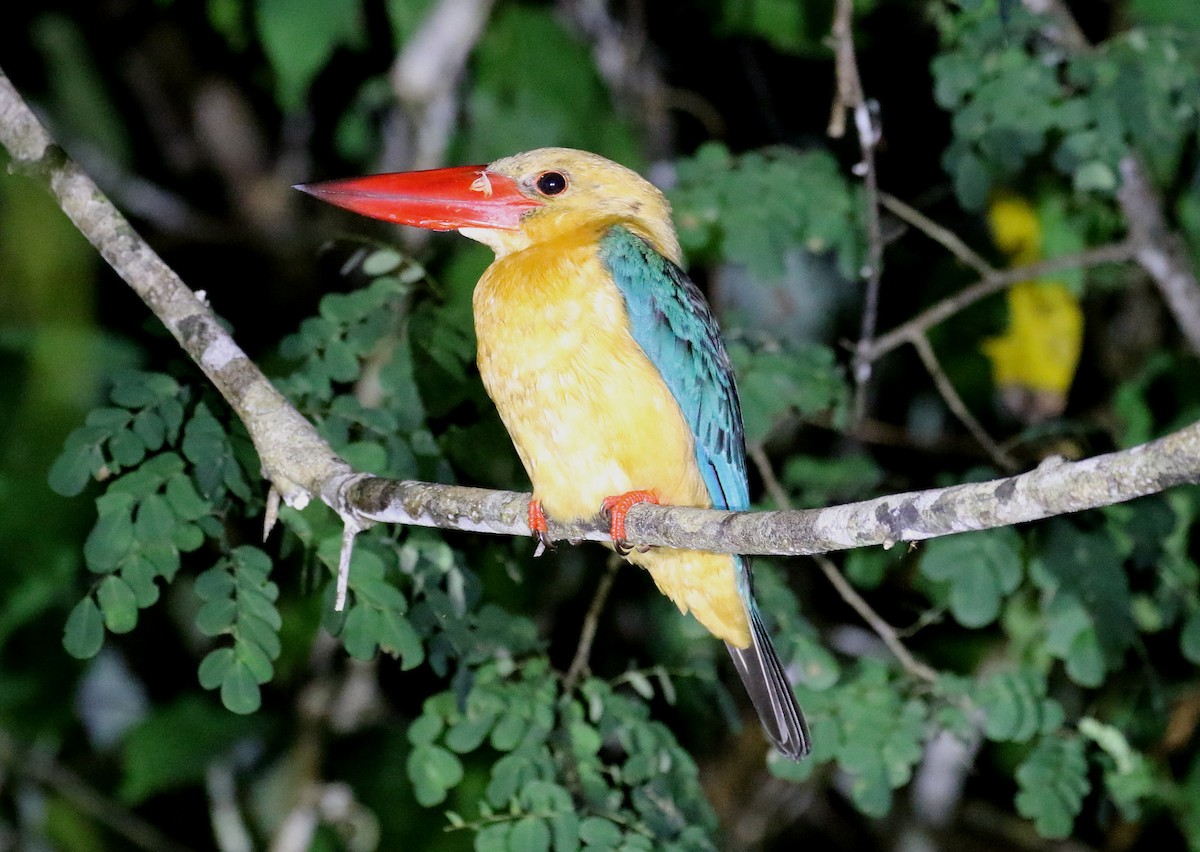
<box><xmin>472</xmin><ymin>232</ymin><xmax>750</xmax><ymax>647</ymax></box>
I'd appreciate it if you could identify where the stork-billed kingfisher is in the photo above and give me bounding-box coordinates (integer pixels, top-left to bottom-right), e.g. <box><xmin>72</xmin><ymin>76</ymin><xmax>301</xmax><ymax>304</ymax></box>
<box><xmin>297</xmin><ymin>148</ymin><xmax>811</xmax><ymax>759</ymax></box>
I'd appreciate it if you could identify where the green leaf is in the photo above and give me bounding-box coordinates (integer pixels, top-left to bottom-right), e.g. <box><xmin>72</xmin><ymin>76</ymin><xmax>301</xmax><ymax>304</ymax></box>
<box><xmin>475</xmin><ymin>823</ymin><xmax>511</xmax><ymax>852</ymax></box>
<box><xmin>110</xmin><ymin>371</ymin><xmax>178</xmax><ymax>408</ymax></box>
<box><xmin>625</xmin><ymin>670</ymin><xmax>654</xmax><ymax>701</ymax></box>
<box><xmin>342</xmin><ymin>603</ymin><xmax>381</xmax><ymax>660</ymax></box>
<box><xmin>48</xmin><ymin>436</ymin><xmax>102</xmax><ymax>496</ymax></box>
<box><xmin>487</xmin><ymin>751</ymin><xmax>534</xmax><ymax>807</ymax></box>
<box><xmin>361</xmin><ymin>248</ymin><xmax>402</xmax><ymax>276</ymax></box>
<box><xmin>1031</xmin><ymin>521</ymin><xmax>1134</xmax><ymax>685</ymax></box>
<box><xmin>97</xmin><ymin>576</ymin><xmax>138</xmax><ymax>634</ymax></box>
<box><xmin>818</xmin><ymin>662</ymin><xmax>927</xmax><ymax>817</ymax></box>
<box><xmin>85</xmin><ymin>495</ymin><xmax>136</xmax><ymax>573</ymax></box>
<box><xmin>63</xmin><ymin>597</ymin><xmax>105</xmax><ymax>659</ymax></box>
<box><xmin>792</xmin><ymin>632</ymin><xmax>840</xmax><ymax>691</ymax></box>
<box><xmin>235</xmin><ymin>637</ymin><xmax>274</xmax><ymax>683</ymax></box>
<box><xmin>198</xmin><ymin>647</ymin><xmax>235</xmax><ymax>690</ymax></box>
<box><xmin>921</xmin><ymin>528</ymin><xmax>1023</xmax><ymax>627</ymax></box>
<box><xmin>194</xmin><ymin>567</ymin><xmax>235</xmax><ymax>601</ymax></box>
<box><xmin>236</xmin><ymin>611</ymin><xmax>282</xmax><ymax>661</ymax></box>
<box><xmin>108</xmin><ymin>428</ymin><xmax>147</xmax><ymax>469</ymax></box>
<box><xmin>507</xmin><ymin>816</ymin><xmax>551</xmax><ymax>852</ymax></box>
<box><xmin>121</xmin><ymin>553</ymin><xmax>161</xmax><ymax>608</ymax></box>
<box><xmin>323</xmin><ymin>339</ymin><xmax>361</xmax><ymax>382</ymax></box>
<box><xmin>1073</xmin><ymin>160</ymin><xmax>1117</xmax><ymax>192</ymax></box>
<box><xmin>975</xmin><ymin>669</ymin><xmax>1063</xmax><ymax>742</ymax></box>
<box><xmin>730</xmin><ymin>343</ymin><xmax>847</xmax><ymax>442</ymax></box>
<box><xmin>165</xmin><ymin>473</ymin><xmax>212</xmax><ymax>521</ymax></box>
<box><xmin>408</xmin><ymin>712</ymin><xmax>444</xmax><ymax>747</ymax></box>
<box><xmin>445</xmin><ymin>708</ymin><xmax>498</xmax><ymax>754</ymax></box>
<box><xmin>256</xmin><ymin>0</ymin><xmax>362</xmax><ymax>110</ymax></box>
<box><xmin>491</xmin><ymin>708</ymin><xmax>528</xmax><ymax>752</ymax></box>
<box><xmin>220</xmin><ymin>661</ymin><xmax>262</xmax><ymax>714</ymax></box>
<box><xmin>579</xmin><ymin>817</ymin><xmax>621</xmax><ymax>848</ymax></box>
<box><xmin>1182</xmin><ymin>609</ymin><xmax>1200</xmax><ymax>664</ymax></box>
<box><xmin>196</xmin><ymin>598</ymin><xmax>237</xmax><ymax>636</ymax></box>
<box><xmin>134</xmin><ymin>494</ymin><xmax>176</xmax><ymax>545</ymax></box>
<box><xmin>132</xmin><ymin>409</ymin><xmax>166</xmax><ymax>451</ymax></box>
<box><xmin>378</xmin><ymin>608</ymin><xmax>424</xmax><ymax>670</ymax></box>
<box><xmin>1014</xmin><ymin>735</ymin><xmax>1089</xmax><ymax>838</ymax></box>
<box><xmin>406</xmin><ymin>744</ymin><xmax>463</xmax><ymax>807</ymax></box>
<box><xmin>1079</xmin><ymin>716</ymin><xmax>1155</xmax><ymax>821</ymax></box>
<box><xmin>86</xmin><ymin>407</ymin><xmax>132</xmax><ymax>431</ymax></box>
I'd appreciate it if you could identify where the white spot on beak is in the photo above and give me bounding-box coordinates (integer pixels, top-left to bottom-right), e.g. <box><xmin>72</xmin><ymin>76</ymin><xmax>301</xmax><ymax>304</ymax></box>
<box><xmin>470</xmin><ymin>172</ymin><xmax>493</xmax><ymax>197</ymax></box>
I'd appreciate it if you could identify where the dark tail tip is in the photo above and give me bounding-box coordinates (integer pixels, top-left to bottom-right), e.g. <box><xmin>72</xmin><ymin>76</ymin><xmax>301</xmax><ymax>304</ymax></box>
<box><xmin>725</xmin><ymin>608</ymin><xmax>811</xmax><ymax>760</ymax></box>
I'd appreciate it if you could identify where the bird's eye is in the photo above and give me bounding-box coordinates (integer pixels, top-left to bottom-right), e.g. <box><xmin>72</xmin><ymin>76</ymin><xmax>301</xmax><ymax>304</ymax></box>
<box><xmin>535</xmin><ymin>171</ymin><xmax>568</xmax><ymax>196</ymax></box>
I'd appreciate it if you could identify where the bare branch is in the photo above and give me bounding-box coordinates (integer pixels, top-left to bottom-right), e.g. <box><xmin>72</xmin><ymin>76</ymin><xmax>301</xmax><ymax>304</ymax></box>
<box><xmin>748</xmin><ymin>444</ymin><xmax>936</xmax><ymax>681</ymax></box>
<box><xmin>828</xmin><ymin>0</ymin><xmax>885</xmax><ymax>420</ymax></box>
<box><xmin>814</xmin><ymin>555</ymin><xmax>938</xmax><ymax>683</ymax></box>
<box><xmin>1116</xmin><ymin>156</ymin><xmax>1200</xmax><ymax>354</ymax></box>
<box><xmin>860</xmin><ymin>241</ymin><xmax>1137</xmax><ymax>363</ymax></box>
<box><xmin>910</xmin><ymin>334</ymin><xmax>1018</xmax><ymax>472</ymax></box>
<box><xmin>0</xmin><ymin>69</ymin><xmax>349</xmax><ymax>512</ymax></box>
<box><xmin>879</xmin><ymin>192</ymin><xmax>996</xmax><ymax>279</ymax></box>
<box><xmin>384</xmin><ymin>0</ymin><xmax>496</xmax><ymax>172</ymax></box>
<box><xmin>0</xmin><ymin>731</ymin><xmax>196</xmax><ymax>852</ymax></box>
<box><xmin>342</xmin><ymin>418</ymin><xmax>1200</xmax><ymax>556</ymax></box>
<box><xmin>564</xmin><ymin>560</ymin><xmax>622</xmax><ymax>692</ymax></box>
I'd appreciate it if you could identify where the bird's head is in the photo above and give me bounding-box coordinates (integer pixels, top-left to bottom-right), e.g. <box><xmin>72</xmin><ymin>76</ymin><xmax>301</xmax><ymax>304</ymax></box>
<box><xmin>296</xmin><ymin>147</ymin><xmax>681</xmax><ymax>263</ymax></box>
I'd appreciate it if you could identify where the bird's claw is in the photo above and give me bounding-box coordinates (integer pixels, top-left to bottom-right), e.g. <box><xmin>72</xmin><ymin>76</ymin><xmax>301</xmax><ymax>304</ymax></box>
<box><xmin>528</xmin><ymin>498</ymin><xmax>555</xmax><ymax>557</ymax></box>
<box><xmin>601</xmin><ymin>490</ymin><xmax>659</xmax><ymax>555</ymax></box>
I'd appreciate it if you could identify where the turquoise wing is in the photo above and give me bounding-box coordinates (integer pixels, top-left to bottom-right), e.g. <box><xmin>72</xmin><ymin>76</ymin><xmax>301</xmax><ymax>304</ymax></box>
<box><xmin>598</xmin><ymin>226</ymin><xmax>749</xmax><ymax>513</ymax></box>
<box><xmin>599</xmin><ymin>225</ymin><xmax>812</xmax><ymax>760</ymax></box>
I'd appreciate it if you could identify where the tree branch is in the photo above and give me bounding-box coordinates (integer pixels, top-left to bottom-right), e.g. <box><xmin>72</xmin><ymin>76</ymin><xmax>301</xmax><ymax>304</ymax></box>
<box><xmin>910</xmin><ymin>333</ymin><xmax>1018</xmax><ymax>472</ymax></box>
<box><xmin>1116</xmin><ymin>155</ymin><xmax>1200</xmax><ymax>354</ymax></box>
<box><xmin>879</xmin><ymin>191</ymin><xmax>996</xmax><ymax>279</ymax></box>
<box><xmin>0</xmin><ymin>67</ymin><xmax>350</xmax><ymax>513</ymax></box>
<box><xmin>828</xmin><ymin>0</ymin><xmax>885</xmax><ymax>420</ymax></box>
<box><xmin>747</xmin><ymin>443</ymin><xmax>936</xmax><ymax>682</ymax></box>
<box><xmin>859</xmin><ymin>241</ymin><xmax>1137</xmax><ymax>363</ymax></box>
<box><xmin>343</xmin><ymin>419</ymin><xmax>1200</xmax><ymax>555</ymax></box>
<box><xmin>4</xmin><ymin>68</ymin><xmax>1200</xmax><ymax>583</ymax></box>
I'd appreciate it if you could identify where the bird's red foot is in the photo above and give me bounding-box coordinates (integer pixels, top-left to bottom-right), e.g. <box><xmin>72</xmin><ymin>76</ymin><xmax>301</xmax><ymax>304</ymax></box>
<box><xmin>600</xmin><ymin>490</ymin><xmax>658</xmax><ymax>556</ymax></box>
<box><xmin>528</xmin><ymin>498</ymin><xmax>553</xmax><ymax>556</ymax></box>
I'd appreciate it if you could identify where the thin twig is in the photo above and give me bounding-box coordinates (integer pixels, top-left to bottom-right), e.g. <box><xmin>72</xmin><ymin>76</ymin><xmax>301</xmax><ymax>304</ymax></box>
<box><xmin>747</xmin><ymin>444</ymin><xmax>936</xmax><ymax>681</ymax></box>
<box><xmin>910</xmin><ymin>333</ymin><xmax>1018</xmax><ymax>472</ymax></box>
<box><xmin>879</xmin><ymin>191</ymin><xmax>996</xmax><ymax>278</ymax></box>
<box><xmin>814</xmin><ymin>555</ymin><xmax>937</xmax><ymax>682</ymax></box>
<box><xmin>748</xmin><ymin>442</ymin><xmax>790</xmax><ymax>511</ymax></box>
<box><xmin>0</xmin><ymin>733</ymin><xmax>196</xmax><ymax>852</ymax></box>
<box><xmin>564</xmin><ymin>560</ymin><xmax>621</xmax><ymax>691</ymax></box>
<box><xmin>829</xmin><ymin>0</ymin><xmax>885</xmax><ymax>422</ymax></box>
<box><xmin>860</xmin><ymin>241</ymin><xmax>1137</xmax><ymax>364</ymax></box>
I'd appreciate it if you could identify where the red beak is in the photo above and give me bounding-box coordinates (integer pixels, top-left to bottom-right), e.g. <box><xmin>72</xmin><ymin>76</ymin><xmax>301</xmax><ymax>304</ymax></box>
<box><xmin>294</xmin><ymin>165</ymin><xmax>542</xmax><ymax>231</ymax></box>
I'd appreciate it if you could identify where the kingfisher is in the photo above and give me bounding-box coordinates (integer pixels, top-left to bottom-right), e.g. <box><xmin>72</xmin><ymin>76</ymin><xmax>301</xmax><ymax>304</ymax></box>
<box><xmin>297</xmin><ymin>148</ymin><xmax>811</xmax><ymax>759</ymax></box>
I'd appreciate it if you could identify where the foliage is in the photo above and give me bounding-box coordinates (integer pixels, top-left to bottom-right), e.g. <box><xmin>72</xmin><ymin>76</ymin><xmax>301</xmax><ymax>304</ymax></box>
<box><xmin>672</xmin><ymin>142</ymin><xmax>865</xmax><ymax>281</ymax></box>
<box><xmin>933</xmin><ymin>1</ymin><xmax>1200</xmax><ymax>208</ymax></box>
<box><xmin>3</xmin><ymin>0</ymin><xmax>1200</xmax><ymax>849</ymax></box>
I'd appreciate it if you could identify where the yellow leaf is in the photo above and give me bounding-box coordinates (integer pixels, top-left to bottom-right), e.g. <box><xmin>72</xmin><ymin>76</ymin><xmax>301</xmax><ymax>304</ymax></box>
<box><xmin>983</xmin><ymin>281</ymin><xmax>1083</xmax><ymax>419</ymax></box>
